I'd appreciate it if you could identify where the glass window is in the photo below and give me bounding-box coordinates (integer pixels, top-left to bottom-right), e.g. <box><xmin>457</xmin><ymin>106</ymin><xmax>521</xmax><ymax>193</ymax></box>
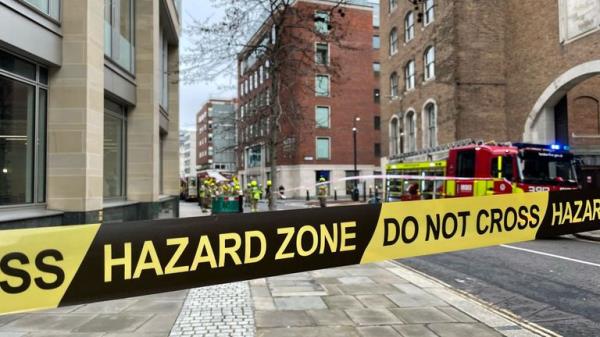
<box><xmin>0</xmin><ymin>51</ymin><xmax>47</xmax><ymax>206</ymax></box>
<box><xmin>425</xmin><ymin>0</ymin><xmax>435</xmax><ymax>25</ymax></box>
<box><xmin>389</xmin><ymin>28</ymin><xmax>398</xmax><ymax>55</ymax></box>
<box><xmin>374</xmin><ymin>89</ymin><xmax>380</xmax><ymax>103</ymax></box>
<box><xmin>407</xmin><ymin>111</ymin><xmax>416</xmax><ymax>152</ymax></box>
<box><xmin>374</xmin><ymin>116</ymin><xmax>381</xmax><ymax>130</ymax></box>
<box><xmin>316</xmin><ymin>106</ymin><xmax>330</xmax><ymax>128</ymax></box>
<box><xmin>0</xmin><ymin>50</ymin><xmax>36</xmax><ymax>81</ymax></box>
<box><xmin>405</xmin><ymin>60</ymin><xmax>415</xmax><ymax>90</ymax></box>
<box><xmin>104</xmin><ymin>100</ymin><xmax>126</xmax><ymax>199</ymax></box>
<box><xmin>373</xmin><ymin>35</ymin><xmax>381</xmax><ymax>49</ymax></box>
<box><xmin>24</xmin><ymin>0</ymin><xmax>60</xmax><ymax>20</ymax></box>
<box><xmin>372</xmin><ymin>2</ymin><xmax>380</xmax><ymax>27</ymax></box>
<box><xmin>405</xmin><ymin>12</ymin><xmax>415</xmax><ymax>42</ymax></box>
<box><xmin>390</xmin><ymin>118</ymin><xmax>399</xmax><ymax>155</ymax></box>
<box><xmin>104</xmin><ymin>0</ymin><xmax>135</xmax><ymax>73</ymax></box>
<box><xmin>492</xmin><ymin>156</ymin><xmax>514</xmax><ymax>181</ymax></box>
<box><xmin>374</xmin><ymin>143</ymin><xmax>382</xmax><ymax>157</ymax></box>
<box><xmin>316</xmin><ymin>138</ymin><xmax>330</xmax><ymax>159</ymax></box>
<box><xmin>373</xmin><ymin>62</ymin><xmax>381</xmax><ymax>73</ymax></box>
<box><xmin>425</xmin><ymin>103</ymin><xmax>437</xmax><ymax>148</ymax></box>
<box><xmin>0</xmin><ymin>76</ymin><xmax>35</xmax><ymax>205</ymax></box>
<box><xmin>389</xmin><ymin>0</ymin><xmax>398</xmax><ymax>13</ymax></box>
<box><xmin>160</xmin><ymin>30</ymin><xmax>169</xmax><ymax>110</ymax></box>
<box><xmin>390</xmin><ymin>72</ymin><xmax>399</xmax><ymax>97</ymax></box>
<box><xmin>316</xmin><ymin>75</ymin><xmax>330</xmax><ymax>96</ymax></box>
<box><xmin>456</xmin><ymin>150</ymin><xmax>476</xmax><ymax>178</ymax></box>
<box><xmin>424</xmin><ymin>46</ymin><xmax>435</xmax><ymax>80</ymax></box>
<box><xmin>316</xmin><ymin>43</ymin><xmax>329</xmax><ymax>65</ymax></box>
<box><xmin>315</xmin><ymin>11</ymin><xmax>330</xmax><ymax>34</ymax></box>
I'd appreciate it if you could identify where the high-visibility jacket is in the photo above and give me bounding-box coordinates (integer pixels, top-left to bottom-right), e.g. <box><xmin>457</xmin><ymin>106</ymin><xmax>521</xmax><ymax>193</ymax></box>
<box><xmin>252</xmin><ymin>187</ymin><xmax>262</xmax><ymax>200</ymax></box>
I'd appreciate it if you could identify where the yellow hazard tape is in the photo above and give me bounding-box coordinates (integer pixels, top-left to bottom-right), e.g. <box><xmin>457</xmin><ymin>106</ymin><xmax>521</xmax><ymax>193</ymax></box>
<box><xmin>0</xmin><ymin>190</ymin><xmax>598</xmax><ymax>316</ymax></box>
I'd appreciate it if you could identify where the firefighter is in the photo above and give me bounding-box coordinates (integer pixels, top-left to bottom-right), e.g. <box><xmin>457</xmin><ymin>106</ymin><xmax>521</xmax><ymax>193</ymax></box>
<box><xmin>266</xmin><ymin>180</ymin><xmax>273</xmax><ymax>208</ymax></box>
<box><xmin>199</xmin><ymin>181</ymin><xmax>207</xmax><ymax>213</ymax></box>
<box><xmin>318</xmin><ymin>177</ymin><xmax>328</xmax><ymax>208</ymax></box>
<box><xmin>251</xmin><ymin>180</ymin><xmax>261</xmax><ymax>212</ymax></box>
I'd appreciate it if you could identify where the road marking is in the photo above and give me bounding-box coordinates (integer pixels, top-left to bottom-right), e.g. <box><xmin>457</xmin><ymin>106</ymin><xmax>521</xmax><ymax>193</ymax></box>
<box><xmin>501</xmin><ymin>244</ymin><xmax>600</xmax><ymax>268</ymax></box>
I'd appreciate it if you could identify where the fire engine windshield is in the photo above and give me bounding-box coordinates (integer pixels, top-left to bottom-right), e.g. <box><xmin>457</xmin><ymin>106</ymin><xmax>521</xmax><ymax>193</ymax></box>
<box><xmin>518</xmin><ymin>151</ymin><xmax>578</xmax><ymax>187</ymax></box>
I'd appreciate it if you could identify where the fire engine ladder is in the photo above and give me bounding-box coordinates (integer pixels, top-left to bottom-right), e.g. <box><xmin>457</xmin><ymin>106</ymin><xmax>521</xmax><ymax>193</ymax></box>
<box><xmin>390</xmin><ymin>139</ymin><xmax>484</xmax><ymax>162</ymax></box>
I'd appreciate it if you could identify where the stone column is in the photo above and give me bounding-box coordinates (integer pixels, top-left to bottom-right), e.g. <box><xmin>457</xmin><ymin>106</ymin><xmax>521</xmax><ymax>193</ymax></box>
<box><xmin>163</xmin><ymin>44</ymin><xmax>181</xmax><ymax>196</ymax></box>
<box><xmin>47</xmin><ymin>0</ymin><xmax>104</xmax><ymax>221</ymax></box>
<box><xmin>127</xmin><ymin>0</ymin><xmax>161</xmax><ymax>202</ymax></box>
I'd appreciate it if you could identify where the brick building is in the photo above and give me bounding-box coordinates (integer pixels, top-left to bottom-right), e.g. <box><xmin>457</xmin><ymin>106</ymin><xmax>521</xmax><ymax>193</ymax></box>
<box><xmin>380</xmin><ymin>0</ymin><xmax>600</xmax><ymax>189</ymax></box>
<box><xmin>237</xmin><ymin>0</ymin><xmax>382</xmax><ymax>198</ymax></box>
<box><xmin>196</xmin><ymin>99</ymin><xmax>237</xmax><ymax>176</ymax></box>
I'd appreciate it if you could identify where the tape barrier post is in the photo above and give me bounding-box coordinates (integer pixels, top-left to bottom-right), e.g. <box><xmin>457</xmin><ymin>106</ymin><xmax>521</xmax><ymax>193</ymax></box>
<box><xmin>1</xmin><ymin>190</ymin><xmax>599</xmax><ymax>315</ymax></box>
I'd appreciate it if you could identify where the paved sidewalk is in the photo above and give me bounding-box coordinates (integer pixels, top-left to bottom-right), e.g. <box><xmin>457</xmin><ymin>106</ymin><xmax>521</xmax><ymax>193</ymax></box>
<box><xmin>248</xmin><ymin>262</ymin><xmax>549</xmax><ymax>337</ymax></box>
<box><xmin>574</xmin><ymin>230</ymin><xmax>600</xmax><ymax>241</ymax></box>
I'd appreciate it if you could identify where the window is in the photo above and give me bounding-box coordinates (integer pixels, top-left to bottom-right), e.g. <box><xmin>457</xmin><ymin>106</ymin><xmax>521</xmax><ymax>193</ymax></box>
<box><xmin>424</xmin><ymin>0</ymin><xmax>435</xmax><ymax>25</ymax></box>
<box><xmin>316</xmin><ymin>75</ymin><xmax>330</xmax><ymax>96</ymax></box>
<box><xmin>372</xmin><ymin>2</ymin><xmax>380</xmax><ymax>27</ymax></box>
<box><xmin>160</xmin><ymin>30</ymin><xmax>169</xmax><ymax>109</ymax></box>
<box><xmin>389</xmin><ymin>0</ymin><xmax>398</xmax><ymax>12</ymax></box>
<box><xmin>0</xmin><ymin>51</ymin><xmax>47</xmax><ymax>205</ymax></box>
<box><xmin>406</xmin><ymin>111</ymin><xmax>416</xmax><ymax>152</ymax></box>
<box><xmin>389</xmin><ymin>28</ymin><xmax>398</xmax><ymax>55</ymax></box>
<box><xmin>315</xmin><ymin>11</ymin><xmax>330</xmax><ymax>34</ymax></box>
<box><xmin>374</xmin><ymin>116</ymin><xmax>381</xmax><ymax>130</ymax></box>
<box><xmin>259</xmin><ymin>65</ymin><xmax>264</xmax><ymax>84</ymax></box>
<box><xmin>390</xmin><ymin>72</ymin><xmax>399</xmax><ymax>97</ymax></box>
<box><xmin>425</xmin><ymin>103</ymin><xmax>437</xmax><ymax>148</ymax></box>
<box><xmin>374</xmin><ymin>143</ymin><xmax>382</xmax><ymax>157</ymax></box>
<box><xmin>316</xmin><ymin>43</ymin><xmax>329</xmax><ymax>65</ymax></box>
<box><xmin>491</xmin><ymin>156</ymin><xmax>514</xmax><ymax>181</ymax></box>
<box><xmin>456</xmin><ymin>150</ymin><xmax>476</xmax><ymax>178</ymax></box>
<box><xmin>373</xmin><ymin>62</ymin><xmax>381</xmax><ymax>73</ymax></box>
<box><xmin>373</xmin><ymin>35</ymin><xmax>381</xmax><ymax>49</ymax></box>
<box><xmin>390</xmin><ymin>118</ymin><xmax>399</xmax><ymax>156</ymax></box>
<box><xmin>316</xmin><ymin>106</ymin><xmax>330</xmax><ymax>128</ymax></box>
<box><xmin>316</xmin><ymin>138</ymin><xmax>331</xmax><ymax>159</ymax></box>
<box><xmin>24</xmin><ymin>0</ymin><xmax>60</xmax><ymax>19</ymax></box>
<box><xmin>405</xmin><ymin>60</ymin><xmax>415</xmax><ymax>91</ymax></box>
<box><xmin>424</xmin><ymin>46</ymin><xmax>435</xmax><ymax>80</ymax></box>
<box><xmin>405</xmin><ymin>12</ymin><xmax>415</xmax><ymax>42</ymax></box>
<box><xmin>104</xmin><ymin>99</ymin><xmax>127</xmax><ymax>199</ymax></box>
<box><xmin>104</xmin><ymin>0</ymin><xmax>135</xmax><ymax>72</ymax></box>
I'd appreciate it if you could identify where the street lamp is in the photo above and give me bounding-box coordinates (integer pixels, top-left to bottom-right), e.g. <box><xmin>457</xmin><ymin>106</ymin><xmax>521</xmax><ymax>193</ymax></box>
<box><xmin>352</xmin><ymin>117</ymin><xmax>360</xmax><ymax>201</ymax></box>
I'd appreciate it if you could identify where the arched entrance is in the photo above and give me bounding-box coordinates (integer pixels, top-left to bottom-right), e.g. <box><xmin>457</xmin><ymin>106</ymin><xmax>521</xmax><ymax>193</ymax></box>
<box><xmin>524</xmin><ymin>60</ymin><xmax>600</xmax><ymax>191</ymax></box>
<box><xmin>523</xmin><ymin>60</ymin><xmax>600</xmax><ymax>143</ymax></box>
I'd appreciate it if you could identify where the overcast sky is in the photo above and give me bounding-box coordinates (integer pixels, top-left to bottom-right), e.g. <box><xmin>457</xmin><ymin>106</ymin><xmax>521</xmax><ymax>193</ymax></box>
<box><xmin>179</xmin><ymin>0</ymin><xmax>237</xmax><ymax>130</ymax></box>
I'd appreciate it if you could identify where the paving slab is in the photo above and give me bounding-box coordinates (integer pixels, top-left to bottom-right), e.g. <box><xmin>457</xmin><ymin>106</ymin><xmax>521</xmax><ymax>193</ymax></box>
<box><xmin>392</xmin><ymin>324</ymin><xmax>439</xmax><ymax>337</ymax></box>
<box><xmin>390</xmin><ymin>307</ymin><xmax>455</xmax><ymax>323</ymax></box>
<box><xmin>356</xmin><ymin>295</ymin><xmax>397</xmax><ymax>309</ymax></box>
<box><xmin>273</xmin><ymin>296</ymin><xmax>327</xmax><ymax>310</ymax></box>
<box><xmin>428</xmin><ymin>323</ymin><xmax>504</xmax><ymax>337</ymax></box>
<box><xmin>386</xmin><ymin>293</ymin><xmax>447</xmax><ymax>308</ymax></box>
<box><xmin>322</xmin><ymin>295</ymin><xmax>366</xmax><ymax>309</ymax></box>
<box><xmin>73</xmin><ymin>313</ymin><xmax>151</xmax><ymax>333</ymax></box>
<box><xmin>345</xmin><ymin>309</ymin><xmax>403</xmax><ymax>326</ymax></box>
<box><xmin>357</xmin><ymin>326</ymin><xmax>403</xmax><ymax>337</ymax></box>
<box><xmin>256</xmin><ymin>326</ymin><xmax>360</xmax><ymax>337</ymax></box>
<box><xmin>2</xmin><ymin>314</ymin><xmax>93</xmax><ymax>332</ymax></box>
<box><xmin>254</xmin><ymin>310</ymin><xmax>314</xmax><ymax>328</ymax></box>
<box><xmin>305</xmin><ymin>310</ymin><xmax>354</xmax><ymax>326</ymax></box>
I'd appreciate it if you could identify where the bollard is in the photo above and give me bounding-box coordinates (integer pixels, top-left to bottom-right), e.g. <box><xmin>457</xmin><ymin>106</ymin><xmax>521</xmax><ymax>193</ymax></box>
<box><xmin>369</xmin><ymin>188</ymin><xmax>373</xmax><ymax>199</ymax></box>
<box><xmin>306</xmin><ymin>190</ymin><xmax>310</xmax><ymax>201</ymax></box>
<box><xmin>334</xmin><ymin>189</ymin><xmax>338</xmax><ymax>201</ymax></box>
<box><xmin>363</xmin><ymin>182</ymin><xmax>367</xmax><ymax>202</ymax></box>
<box><xmin>238</xmin><ymin>196</ymin><xmax>244</xmax><ymax>213</ymax></box>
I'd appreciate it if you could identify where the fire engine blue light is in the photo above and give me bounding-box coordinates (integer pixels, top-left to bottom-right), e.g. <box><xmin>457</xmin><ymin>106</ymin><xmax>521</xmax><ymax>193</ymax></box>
<box><xmin>550</xmin><ymin>144</ymin><xmax>561</xmax><ymax>150</ymax></box>
<box><xmin>563</xmin><ymin>145</ymin><xmax>570</xmax><ymax>151</ymax></box>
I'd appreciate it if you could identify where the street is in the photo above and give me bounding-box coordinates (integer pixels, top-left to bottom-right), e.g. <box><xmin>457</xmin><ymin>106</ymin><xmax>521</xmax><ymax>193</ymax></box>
<box><xmin>402</xmin><ymin>236</ymin><xmax>600</xmax><ymax>337</ymax></box>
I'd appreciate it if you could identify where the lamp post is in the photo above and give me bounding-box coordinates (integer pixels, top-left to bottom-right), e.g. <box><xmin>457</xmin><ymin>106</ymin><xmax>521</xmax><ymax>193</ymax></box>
<box><xmin>352</xmin><ymin>117</ymin><xmax>360</xmax><ymax>201</ymax></box>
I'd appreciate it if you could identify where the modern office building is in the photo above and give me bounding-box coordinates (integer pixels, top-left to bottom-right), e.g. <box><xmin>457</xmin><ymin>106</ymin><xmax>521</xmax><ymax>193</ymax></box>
<box><xmin>196</xmin><ymin>99</ymin><xmax>237</xmax><ymax>178</ymax></box>
<box><xmin>380</xmin><ymin>0</ymin><xmax>600</xmax><ymax>189</ymax></box>
<box><xmin>179</xmin><ymin>129</ymin><xmax>196</xmax><ymax>179</ymax></box>
<box><xmin>0</xmin><ymin>0</ymin><xmax>181</xmax><ymax>227</ymax></box>
<box><xmin>237</xmin><ymin>0</ymin><xmax>382</xmax><ymax>198</ymax></box>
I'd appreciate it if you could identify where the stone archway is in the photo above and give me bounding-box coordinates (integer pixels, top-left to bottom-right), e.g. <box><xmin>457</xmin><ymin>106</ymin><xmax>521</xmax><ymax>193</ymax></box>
<box><xmin>523</xmin><ymin>60</ymin><xmax>600</xmax><ymax>143</ymax></box>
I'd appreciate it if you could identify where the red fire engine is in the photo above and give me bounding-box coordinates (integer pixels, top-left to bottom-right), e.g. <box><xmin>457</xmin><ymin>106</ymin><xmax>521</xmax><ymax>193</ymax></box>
<box><xmin>385</xmin><ymin>142</ymin><xmax>580</xmax><ymax>202</ymax></box>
